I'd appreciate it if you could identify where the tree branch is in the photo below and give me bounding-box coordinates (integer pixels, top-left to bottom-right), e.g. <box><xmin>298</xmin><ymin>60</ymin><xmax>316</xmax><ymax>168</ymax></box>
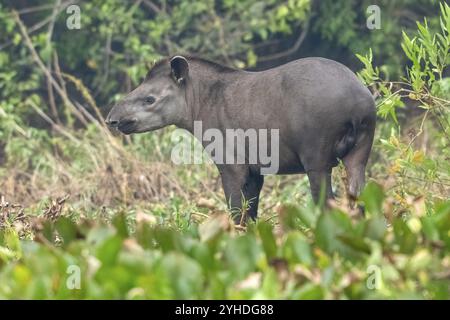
<box><xmin>258</xmin><ymin>20</ymin><xmax>310</xmax><ymax>63</ymax></box>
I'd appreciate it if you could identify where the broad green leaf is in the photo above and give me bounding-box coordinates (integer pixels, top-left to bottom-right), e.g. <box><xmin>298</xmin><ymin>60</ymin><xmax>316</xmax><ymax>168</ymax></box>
<box><xmin>393</xmin><ymin>219</ymin><xmax>418</xmax><ymax>254</ymax></box>
<box><xmin>96</xmin><ymin>235</ymin><xmax>123</xmax><ymax>266</ymax></box>
<box><xmin>257</xmin><ymin>222</ymin><xmax>277</xmax><ymax>260</ymax></box>
<box><xmin>55</xmin><ymin>217</ymin><xmax>78</xmax><ymax>246</ymax></box>
<box><xmin>360</xmin><ymin>182</ymin><xmax>385</xmax><ymax>216</ymax></box>
<box><xmin>282</xmin><ymin>232</ymin><xmax>313</xmax><ymax>266</ymax></box>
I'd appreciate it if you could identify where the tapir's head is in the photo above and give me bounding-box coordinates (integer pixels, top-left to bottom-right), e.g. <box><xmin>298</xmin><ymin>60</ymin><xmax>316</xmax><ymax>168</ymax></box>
<box><xmin>106</xmin><ymin>56</ymin><xmax>189</xmax><ymax>134</ymax></box>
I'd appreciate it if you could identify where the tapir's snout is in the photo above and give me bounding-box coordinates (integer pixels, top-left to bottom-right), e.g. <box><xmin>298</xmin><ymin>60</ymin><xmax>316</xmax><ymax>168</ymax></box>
<box><xmin>105</xmin><ymin>106</ymin><xmax>138</xmax><ymax>135</ymax></box>
<box><xmin>105</xmin><ymin>109</ymin><xmax>120</xmax><ymax>127</ymax></box>
<box><xmin>105</xmin><ymin>117</ymin><xmax>119</xmax><ymax>127</ymax></box>
<box><xmin>104</xmin><ymin>56</ymin><xmax>189</xmax><ymax>135</ymax></box>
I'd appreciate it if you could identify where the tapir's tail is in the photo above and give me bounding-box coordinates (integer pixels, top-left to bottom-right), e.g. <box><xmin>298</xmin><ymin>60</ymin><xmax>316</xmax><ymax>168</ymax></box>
<box><xmin>335</xmin><ymin>121</ymin><xmax>357</xmax><ymax>159</ymax></box>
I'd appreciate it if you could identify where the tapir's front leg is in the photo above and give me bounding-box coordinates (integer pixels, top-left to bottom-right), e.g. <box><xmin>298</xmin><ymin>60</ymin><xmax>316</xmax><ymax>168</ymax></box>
<box><xmin>219</xmin><ymin>165</ymin><xmax>264</xmax><ymax>225</ymax></box>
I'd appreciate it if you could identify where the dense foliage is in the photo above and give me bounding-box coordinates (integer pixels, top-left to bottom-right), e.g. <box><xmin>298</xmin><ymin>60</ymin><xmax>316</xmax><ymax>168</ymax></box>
<box><xmin>1</xmin><ymin>183</ymin><xmax>449</xmax><ymax>299</ymax></box>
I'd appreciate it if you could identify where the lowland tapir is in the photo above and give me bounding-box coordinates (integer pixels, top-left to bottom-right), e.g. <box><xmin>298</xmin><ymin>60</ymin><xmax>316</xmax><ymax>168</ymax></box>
<box><xmin>106</xmin><ymin>55</ymin><xmax>376</xmax><ymax>223</ymax></box>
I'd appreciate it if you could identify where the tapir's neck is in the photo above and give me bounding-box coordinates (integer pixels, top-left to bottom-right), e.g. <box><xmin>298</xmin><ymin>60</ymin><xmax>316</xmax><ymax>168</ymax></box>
<box><xmin>175</xmin><ymin>61</ymin><xmax>245</xmax><ymax>133</ymax></box>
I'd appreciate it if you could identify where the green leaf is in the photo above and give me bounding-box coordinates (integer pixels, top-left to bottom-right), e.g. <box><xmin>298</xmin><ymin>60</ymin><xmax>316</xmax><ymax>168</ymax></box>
<box><xmin>112</xmin><ymin>212</ymin><xmax>129</xmax><ymax>238</ymax></box>
<box><xmin>257</xmin><ymin>222</ymin><xmax>277</xmax><ymax>260</ymax></box>
<box><xmin>0</xmin><ymin>246</ymin><xmax>17</xmax><ymax>263</ymax></box>
<box><xmin>360</xmin><ymin>182</ymin><xmax>385</xmax><ymax>216</ymax></box>
<box><xmin>4</xmin><ymin>228</ymin><xmax>21</xmax><ymax>257</ymax></box>
<box><xmin>393</xmin><ymin>219</ymin><xmax>418</xmax><ymax>254</ymax></box>
<box><xmin>294</xmin><ymin>283</ymin><xmax>324</xmax><ymax>299</ymax></box>
<box><xmin>96</xmin><ymin>235</ymin><xmax>123</xmax><ymax>266</ymax></box>
<box><xmin>337</xmin><ymin>234</ymin><xmax>371</xmax><ymax>254</ymax></box>
<box><xmin>282</xmin><ymin>232</ymin><xmax>313</xmax><ymax>266</ymax></box>
<box><xmin>364</xmin><ymin>217</ymin><xmax>387</xmax><ymax>241</ymax></box>
<box><xmin>156</xmin><ymin>253</ymin><xmax>203</xmax><ymax>299</ymax></box>
<box><xmin>315</xmin><ymin>211</ymin><xmax>363</xmax><ymax>260</ymax></box>
<box><xmin>55</xmin><ymin>217</ymin><xmax>78</xmax><ymax>246</ymax></box>
<box><xmin>296</xmin><ymin>206</ymin><xmax>317</xmax><ymax>229</ymax></box>
<box><xmin>224</xmin><ymin>235</ymin><xmax>261</xmax><ymax>278</ymax></box>
<box><xmin>421</xmin><ymin>216</ymin><xmax>440</xmax><ymax>242</ymax></box>
<box><xmin>278</xmin><ymin>204</ymin><xmax>317</xmax><ymax>230</ymax></box>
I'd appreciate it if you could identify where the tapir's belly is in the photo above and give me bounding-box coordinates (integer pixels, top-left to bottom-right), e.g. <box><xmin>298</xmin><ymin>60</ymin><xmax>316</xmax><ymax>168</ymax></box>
<box><xmin>275</xmin><ymin>161</ymin><xmax>306</xmax><ymax>174</ymax></box>
<box><xmin>274</xmin><ymin>146</ymin><xmax>306</xmax><ymax>174</ymax></box>
<box><xmin>251</xmin><ymin>144</ymin><xmax>306</xmax><ymax>175</ymax></box>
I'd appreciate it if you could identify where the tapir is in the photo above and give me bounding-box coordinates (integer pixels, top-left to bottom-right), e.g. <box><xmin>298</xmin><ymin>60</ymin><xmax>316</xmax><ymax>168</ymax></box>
<box><xmin>106</xmin><ymin>55</ymin><xmax>376</xmax><ymax>223</ymax></box>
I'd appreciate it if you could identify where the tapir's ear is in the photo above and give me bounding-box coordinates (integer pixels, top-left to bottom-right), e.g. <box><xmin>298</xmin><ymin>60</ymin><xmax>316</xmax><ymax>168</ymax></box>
<box><xmin>170</xmin><ymin>55</ymin><xmax>189</xmax><ymax>85</ymax></box>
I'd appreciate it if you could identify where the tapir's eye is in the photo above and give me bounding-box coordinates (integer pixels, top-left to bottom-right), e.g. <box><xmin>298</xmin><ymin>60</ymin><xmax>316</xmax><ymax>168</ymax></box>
<box><xmin>145</xmin><ymin>96</ymin><xmax>156</xmax><ymax>104</ymax></box>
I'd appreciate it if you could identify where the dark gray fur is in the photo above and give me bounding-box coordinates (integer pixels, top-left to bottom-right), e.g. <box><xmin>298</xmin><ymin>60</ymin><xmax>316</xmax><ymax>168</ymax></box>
<box><xmin>106</xmin><ymin>55</ymin><xmax>376</xmax><ymax>223</ymax></box>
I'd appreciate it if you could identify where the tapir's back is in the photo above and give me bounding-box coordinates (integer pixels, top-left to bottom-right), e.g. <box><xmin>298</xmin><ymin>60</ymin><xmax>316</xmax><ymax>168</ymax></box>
<box><xmin>269</xmin><ymin>57</ymin><xmax>373</xmax><ymax>114</ymax></box>
<box><xmin>237</xmin><ymin>57</ymin><xmax>375</xmax><ymax>134</ymax></box>
<box><xmin>234</xmin><ymin>57</ymin><xmax>376</xmax><ymax>174</ymax></box>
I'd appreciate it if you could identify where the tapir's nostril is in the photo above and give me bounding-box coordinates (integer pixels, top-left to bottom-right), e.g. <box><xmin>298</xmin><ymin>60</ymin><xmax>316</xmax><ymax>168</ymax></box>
<box><xmin>106</xmin><ymin>119</ymin><xmax>119</xmax><ymax>127</ymax></box>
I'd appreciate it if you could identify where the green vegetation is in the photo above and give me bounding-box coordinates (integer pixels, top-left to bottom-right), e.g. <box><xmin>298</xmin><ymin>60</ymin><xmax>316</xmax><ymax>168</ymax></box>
<box><xmin>0</xmin><ymin>1</ymin><xmax>449</xmax><ymax>299</ymax></box>
<box><xmin>0</xmin><ymin>183</ymin><xmax>449</xmax><ymax>299</ymax></box>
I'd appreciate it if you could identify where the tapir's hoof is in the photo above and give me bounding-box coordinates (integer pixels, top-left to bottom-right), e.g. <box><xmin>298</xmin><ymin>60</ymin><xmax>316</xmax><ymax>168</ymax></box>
<box><xmin>233</xmin><ymin>213</ymin><xmax>257</xmax><ymax>226</ymax></box>
<box><xmin>233</xmin><ymin>215</ymin><xmax>243</xmax><ymax>225</ymax></box>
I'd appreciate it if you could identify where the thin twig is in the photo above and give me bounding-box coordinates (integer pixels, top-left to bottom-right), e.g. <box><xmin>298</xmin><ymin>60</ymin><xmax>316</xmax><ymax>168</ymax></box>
<box><xmin>258</xmin><ymin>20</ymin><xmax>310</xmax><ymax>63</ymax></box>
<box><xmin>12</xmin><ymin>10</ymin><xmax>88</xmax><ymax>126</ymax></box>
<box><xmin>46</xmin><ymin>0</ymin><xmax>62</xmax><ymax>124</ymax></box>
<box><xmin>141</xmin><ymin>0</ymin><xmax>161</xmax><ymax>13</ymax></box>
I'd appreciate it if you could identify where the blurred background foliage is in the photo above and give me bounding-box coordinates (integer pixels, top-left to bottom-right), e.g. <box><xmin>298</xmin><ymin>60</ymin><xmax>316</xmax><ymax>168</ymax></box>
<box><xmin>0</xmin><ymin>0</ymin><xmax>442</xmax><ymax>121</ymax></box>
<box><xmin>0</xmin><ymin>0</ymin><xmax>449</xmax><ymax>299</ymax></box>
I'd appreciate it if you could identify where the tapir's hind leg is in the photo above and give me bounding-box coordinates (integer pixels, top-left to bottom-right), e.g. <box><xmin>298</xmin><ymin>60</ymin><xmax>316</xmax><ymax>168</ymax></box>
<box><xmin>342</xmin><ymin>120</ymin><xmax>375</xmax><ymax>201</ymax></box>
<box><xmin>306</xmin><ymin>169</ymin><xmax>334</xmax><ymax>204</ymax></box>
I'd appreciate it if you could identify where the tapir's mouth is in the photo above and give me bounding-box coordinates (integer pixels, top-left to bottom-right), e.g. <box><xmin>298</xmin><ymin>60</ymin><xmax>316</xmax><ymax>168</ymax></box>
<box><xmin>117</xmin><ymin>119</ymin><xmax>138</xmax><ymax>135</ymax></box>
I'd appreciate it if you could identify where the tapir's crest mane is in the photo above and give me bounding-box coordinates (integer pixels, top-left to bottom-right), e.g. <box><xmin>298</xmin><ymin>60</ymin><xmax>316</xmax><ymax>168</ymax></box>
<box><xmin>187</xmin><ymin>56</ymin><xmax>238</xmax><ymax>73</ymax></box>
<box><xmin>145</xmin><ymin>58</ymin><xmax>170</xmax><ymax>80</ymax></box>
<box><xmin>145</xmin><ymin>55</ymin><xmax>237</xmax><ymax>81</ymax></box>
